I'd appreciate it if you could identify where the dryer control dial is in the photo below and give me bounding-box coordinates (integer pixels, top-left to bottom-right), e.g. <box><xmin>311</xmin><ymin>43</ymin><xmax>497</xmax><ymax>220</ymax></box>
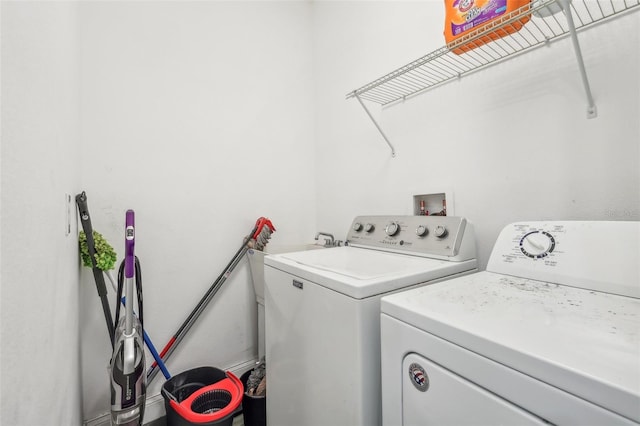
<box><xmin>365</xmin><ymin>223</ymin><xmax>375</xmax><ymax>233</ymax></box>
<box><xmin>385</xmin><ymin>222</ymin><xmax>401</xmax><ymax>236</ymax></box>
<box><xmin>520</xmin><ymin>230</ymin><xmax>555</xmax><ymax>258</ymax></box>
<box><xmin>353</xmin><ymin>222</ymin><xmax>363</xmax><ymax>232</ymax></box>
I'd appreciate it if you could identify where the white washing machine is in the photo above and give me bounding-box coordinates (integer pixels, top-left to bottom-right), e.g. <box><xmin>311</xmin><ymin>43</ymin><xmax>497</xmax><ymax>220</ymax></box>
<box><xmin>381</xmin><ymin>221</ymin><xmax>640</xmax><ymax>425</ymax></box>
<box><xmin>264</xmin><ymin>215</ymin><xmax>478</xmax><ymax>426</ymax></box>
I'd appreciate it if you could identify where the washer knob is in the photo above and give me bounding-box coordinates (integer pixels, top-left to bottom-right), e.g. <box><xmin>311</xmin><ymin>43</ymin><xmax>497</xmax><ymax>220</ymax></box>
<box><xmin>434</xmin><ymin>225</ymin><xmax>448</xmax><ymax>238</ymax></box>
<box><xmin>353</xmin><ymin>222</ymin><xmax>363</xmax><ymax>232</ymax></box>
<box><xmin>416</xmin><ymin>225</ymin><xmax>428</xmax><ymax>237</ymax></box>
<box><xmin>385</xmin><ymin>222</ymin><xmax>401</xmax><ymax>236</ymax></box>
<box><xmin>365</xmin><ymin>223</ymin><xmax>375</xmax><ymax>233</ymax></box>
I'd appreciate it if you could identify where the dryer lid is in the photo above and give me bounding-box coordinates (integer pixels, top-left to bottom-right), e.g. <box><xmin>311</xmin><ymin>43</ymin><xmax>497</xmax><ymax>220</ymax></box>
<box><xmin>381</xmin><ymin>271</ymin><xmax>640</xmax><ymax>423</ymax></box>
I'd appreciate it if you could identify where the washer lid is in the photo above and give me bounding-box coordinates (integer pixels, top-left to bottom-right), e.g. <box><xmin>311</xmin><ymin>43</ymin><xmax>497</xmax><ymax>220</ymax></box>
<box><xmin>264</xmin><ymin>246</ymin><xmax>476</xmax><ymax>299</ymax></box>
<box><xmin>381</xmin><ymin>271</ymin><xmax>640</xmax><ymax>423</ymax></box>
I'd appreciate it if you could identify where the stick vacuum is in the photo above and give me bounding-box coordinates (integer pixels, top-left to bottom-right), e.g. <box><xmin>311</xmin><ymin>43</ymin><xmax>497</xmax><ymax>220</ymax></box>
<box><xmin>109</xmin><ymin>210</ymin><xmax>146</xmax><ymax>425</ymax></box>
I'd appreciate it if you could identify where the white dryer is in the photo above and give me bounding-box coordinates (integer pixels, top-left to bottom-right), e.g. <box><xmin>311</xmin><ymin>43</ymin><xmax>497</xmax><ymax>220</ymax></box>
<box><xmin>381</xmin><ymin>221</ymin><xmax>640</xmax><ymax>425</ymax></box>
<box><xmin>264</xmin><ymin>215</ymin><xmax>477</xmax><ymax>426</ymax></box>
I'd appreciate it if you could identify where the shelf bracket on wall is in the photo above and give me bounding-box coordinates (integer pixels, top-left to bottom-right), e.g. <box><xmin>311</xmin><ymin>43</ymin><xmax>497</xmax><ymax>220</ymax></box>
<box><xmin>355</xmin><ymin>93</ymin><xmax>396</xmax><ymax>157</ymax></box>
<box><xmin>562</xmin><ymin>0</ymin><xmax>597</xmax><ymax>118</ymax></box>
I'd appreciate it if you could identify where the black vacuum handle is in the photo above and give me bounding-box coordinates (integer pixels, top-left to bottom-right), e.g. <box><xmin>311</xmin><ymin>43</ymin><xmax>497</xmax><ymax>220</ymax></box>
<box><xmin>76</xmin><ymin>191</ymin><xmax>115</xmax><ymax>346</ymax></box>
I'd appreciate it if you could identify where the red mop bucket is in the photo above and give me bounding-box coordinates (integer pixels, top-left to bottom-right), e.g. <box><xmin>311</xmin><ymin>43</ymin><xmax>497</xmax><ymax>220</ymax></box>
<box><xmin>162</xmin><ymin>367</ymin><xmax>243</xmax><ymax>426</ymax></box>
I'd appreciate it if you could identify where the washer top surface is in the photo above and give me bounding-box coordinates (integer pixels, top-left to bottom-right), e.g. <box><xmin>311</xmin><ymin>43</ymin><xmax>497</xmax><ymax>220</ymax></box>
<box><xmin>265</xmin><ymin>246</ymin><xmax>476</xmax><ymax>299</ymax></box>
<box><xmin>277</xmin><ymin>246</ymin><xmax>446</xmax><ymax>279</ymax></box>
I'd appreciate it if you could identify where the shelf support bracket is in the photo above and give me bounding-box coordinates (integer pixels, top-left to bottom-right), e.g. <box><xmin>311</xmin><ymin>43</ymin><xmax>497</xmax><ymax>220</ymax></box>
<box><xmin>562</xmin><ymin>0</ymin><xmax>597</xmax><ymax>118</ymax></box>
<box><xmin>355</xmin><ymin>94</ymin><xmax>396</xmax><ymax>157</ymax></box>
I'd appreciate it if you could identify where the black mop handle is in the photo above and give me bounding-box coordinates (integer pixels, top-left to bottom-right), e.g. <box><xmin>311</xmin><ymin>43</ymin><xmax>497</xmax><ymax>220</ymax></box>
<box><xmin>76</xmin><ymin>192</ymin><xmax>115</xmax><ymax>347</ymax></box>
<box><xmin>147</xmin><ymin>218</ymin><xmax>275</xmax><ymax>384</ymax></box>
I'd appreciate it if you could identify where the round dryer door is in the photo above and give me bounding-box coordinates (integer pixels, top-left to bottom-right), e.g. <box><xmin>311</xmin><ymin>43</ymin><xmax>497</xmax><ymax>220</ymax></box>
<box><xmin>402</xmin><ymin>353</ymin><xmax>546</xmax><ymax>425</ymax></box>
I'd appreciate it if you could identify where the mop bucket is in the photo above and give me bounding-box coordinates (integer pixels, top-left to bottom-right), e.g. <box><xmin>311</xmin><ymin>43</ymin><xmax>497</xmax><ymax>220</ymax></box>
<box><xmin>162</xmin><ymin>367</ymin><xmax>243</xmax><ymax>426</ymax></box>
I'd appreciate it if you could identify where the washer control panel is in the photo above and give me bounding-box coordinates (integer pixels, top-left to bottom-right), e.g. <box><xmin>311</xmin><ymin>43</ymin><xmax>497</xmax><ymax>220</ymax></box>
<box><xmin>346</xmin><ymin>215</ymin><xmax>468</xmax><ymax>258</ymax></box>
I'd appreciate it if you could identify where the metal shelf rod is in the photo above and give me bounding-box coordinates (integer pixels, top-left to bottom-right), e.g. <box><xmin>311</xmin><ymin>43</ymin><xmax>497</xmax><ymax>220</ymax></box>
<box><xmin>355</xmin><ymin>94</ymin><xmax>396</xmax><ymax>157</ymax></box>
<box><xmin>563</xmin><ymin>0</ymin><xmax>598</xmax><ymax>118</ymax></box>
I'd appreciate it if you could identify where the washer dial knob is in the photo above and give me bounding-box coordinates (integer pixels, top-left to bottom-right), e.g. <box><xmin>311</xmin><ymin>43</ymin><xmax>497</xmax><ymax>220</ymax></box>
<box><xmin>365</xmin><ymin>223</ymin><xmax>375</xmax><ymax>233</ymax></box>
<box><xmin>434</xmin><ymin>225</ymin><xmax>448</xmax><ymax>238</ymax></box>
<box><xmin>520</xmin><ymin>230</ymin><xmax>555</xmax><ymax>258</ymax></box>
<box><xmin>353</xmin><ymin>222</ymin><xmax>363</xmax><ymax>232</ymax></box>
<box><xmin>385</xmin><ymin>222</ymin><xmax>401</xmax><ymax>236</ymax></box>
<box><xmin>416</xmin><ymin>225</ymin><xmax>428</xmax><ymax>237</ymax></box>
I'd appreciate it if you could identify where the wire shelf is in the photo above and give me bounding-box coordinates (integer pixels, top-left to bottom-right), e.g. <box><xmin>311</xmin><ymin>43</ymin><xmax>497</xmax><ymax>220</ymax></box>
<box><xmin>347</xmin><ymin>0</ymin><xmax>640</xmax><ymax>106</ymax></box>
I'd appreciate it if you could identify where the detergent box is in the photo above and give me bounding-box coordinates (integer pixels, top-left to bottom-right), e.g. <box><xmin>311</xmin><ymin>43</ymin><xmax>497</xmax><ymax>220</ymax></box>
<box><xmin>444</xmin><ymin>0</ymin><xmax>531</xmax><ymax>54</ymax></box>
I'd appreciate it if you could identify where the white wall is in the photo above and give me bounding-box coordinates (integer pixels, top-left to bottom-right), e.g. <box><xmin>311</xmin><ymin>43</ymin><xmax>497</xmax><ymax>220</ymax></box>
<box><xmin>313</xmin><ymin>2</ymin><xmax>640</xmax><ymax>268</ymax></box>
<box><xmin>1</xmin><ymin>1</ymin><xmax>638</xmax><ymax>424</ymax></box>
<box><xmin>0</xmin><ymin>2</ymin><xmax>82</xmax><ymax>425</ymax></box>
<box><xmin>77</xmin><ymin>1</ymin><xmax>315</xmax><ymax>420</ymax></box>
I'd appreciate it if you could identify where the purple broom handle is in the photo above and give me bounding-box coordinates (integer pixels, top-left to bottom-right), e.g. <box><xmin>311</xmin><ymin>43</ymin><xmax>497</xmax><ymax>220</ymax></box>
<box><xmin>125</xmin><ymin>210</ymin><xmax>135</xmax><ymax>279</ymax></box>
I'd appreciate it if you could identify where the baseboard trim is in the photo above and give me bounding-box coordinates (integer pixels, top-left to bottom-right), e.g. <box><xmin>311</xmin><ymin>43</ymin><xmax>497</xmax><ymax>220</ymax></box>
<box><xmin>84</xmin><ymin>358</ymin><xmax>258</xmax><ymax>426</ymax></box>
